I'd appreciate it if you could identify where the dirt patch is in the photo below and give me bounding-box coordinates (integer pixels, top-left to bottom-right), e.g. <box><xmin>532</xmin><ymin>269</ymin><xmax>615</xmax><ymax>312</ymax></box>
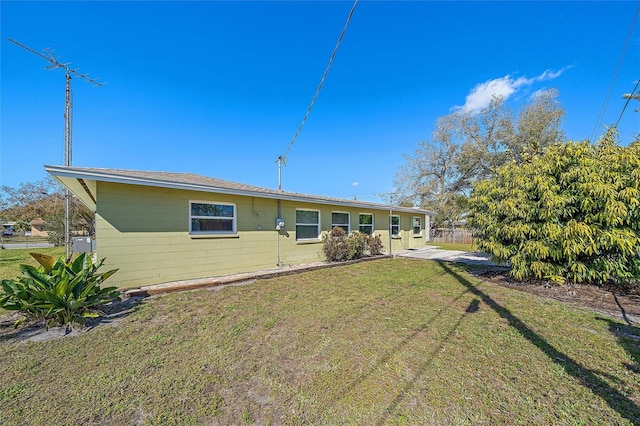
<box><xmin>475</xmin><ymin>269</ymin><xmax>640</xmax><ymax>324</ymax></box>
<box><xmin>0</xmin><ymin>295</ymin><xmax>145</xmax><ymax>344</ymax></box>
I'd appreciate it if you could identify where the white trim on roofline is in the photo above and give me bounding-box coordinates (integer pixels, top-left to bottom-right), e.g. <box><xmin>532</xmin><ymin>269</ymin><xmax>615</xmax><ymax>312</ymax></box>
<box><xmin>44</xmin><ymin>165</ymin><xmax>435</xmax><ymax>216</ymax></box>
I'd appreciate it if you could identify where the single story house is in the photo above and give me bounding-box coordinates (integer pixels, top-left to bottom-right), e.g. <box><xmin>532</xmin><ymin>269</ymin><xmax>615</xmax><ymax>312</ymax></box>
<box><xmin>29</xmin><ymin>218</ymin><xmax>48</xmax><ymax>237</ymax></box>
<box><xmin>46</xmin><ymin>165</ymin><xmax>434</xmax><ymax>289</ymax></box>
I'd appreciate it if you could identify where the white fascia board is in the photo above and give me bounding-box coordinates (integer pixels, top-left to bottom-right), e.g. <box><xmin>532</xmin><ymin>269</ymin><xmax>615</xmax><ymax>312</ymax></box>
<box><xmin>44</xmin><ymin>165</ymin><xmax>435</xmax><ymax>216</ymax></box>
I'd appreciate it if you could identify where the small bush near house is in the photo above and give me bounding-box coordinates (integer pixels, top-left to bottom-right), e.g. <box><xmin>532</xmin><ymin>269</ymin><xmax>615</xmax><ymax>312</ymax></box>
<box><xmin>322</xmin><ymin>227</ymin><xmax>350</xmax><ymax>261</ymax></box>
<box><xmin>366</xmin><ymin>233</ymin><xmax>384</xmax><ymax>256</ymax></box>
<box><xmin>346</xmin><ymin>230</ymin><xmax>367</xmax><ymax>260</ymax></box>
<box><xmin>0</xmin><ymin>252</ymin><xmax>120</xmax><ymax>331</ymax></box>
<box><xmin>322</xmin><ymin>228</ymin><xmax>385</xmax><ymax>262</ymax></box>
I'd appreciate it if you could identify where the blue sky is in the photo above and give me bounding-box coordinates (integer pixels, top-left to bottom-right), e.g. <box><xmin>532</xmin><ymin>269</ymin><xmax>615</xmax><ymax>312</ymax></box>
<box><xmin>2</xmin><ymin>1</ymin><xmax>639</xmax><ymax>204</ymax></box>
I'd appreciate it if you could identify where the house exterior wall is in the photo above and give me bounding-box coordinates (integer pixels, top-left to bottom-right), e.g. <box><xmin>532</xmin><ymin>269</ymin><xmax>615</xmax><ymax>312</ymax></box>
<box><xmin>29</xmin><ymin>226</ymin><xmax>49</xmax><ymax>237</ymax></box>
<box><xmin>95</xmin><ymin>182</ymin><xmax>427</xmax><ymax>288</ymax></box>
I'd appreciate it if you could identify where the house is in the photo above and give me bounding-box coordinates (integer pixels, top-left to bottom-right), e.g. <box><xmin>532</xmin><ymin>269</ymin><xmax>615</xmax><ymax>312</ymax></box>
<box><xmin>29</xmin><ymin>218</ymin><xmax>48</xmax><ymax>237</ymax></box>
<box><xmin>45</xmin><ymin>166</ymin><xmax>434</xmax><ymax>289</ymax></box>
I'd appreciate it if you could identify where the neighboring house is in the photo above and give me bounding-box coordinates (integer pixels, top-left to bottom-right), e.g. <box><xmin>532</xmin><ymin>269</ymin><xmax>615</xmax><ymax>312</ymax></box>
<box><xmin>46</xmin><ymin>166</ymin><xmax>434</xmax><ymax>289</ymax></box>
<box><xmin>29</xmin><ymin>218</ymin><xmax>48</xmax><ymax>237</ymax></box>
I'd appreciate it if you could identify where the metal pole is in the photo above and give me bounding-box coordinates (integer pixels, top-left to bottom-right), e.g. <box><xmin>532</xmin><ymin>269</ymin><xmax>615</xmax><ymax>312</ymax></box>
<box><xmin>8</xmin><ymin>40</ymin><xmax>104</xmax><ymax>259</ymax></box>
<box><xmin>276</xmin><ymin>156</ymin><xmax>285</xmax><ymax>192</ymax></box>
<box><xmin>64</xmin><ymin>73</ymin><xmax>72</xmax><ymax>258</ymax></box>
<box><xmin>277</xmin><ymin>229</ymin><xmax>281</xmax><ymax>267</ymax></box>
<box><xmin>388</xmin><ymin>194</ymin><xmax>393</xmax><ymax>256</ymax></box>
<box><xmin>276</xmin><ymin>199</ymin><xmax>282</xmax><ymax>266</ymax></box>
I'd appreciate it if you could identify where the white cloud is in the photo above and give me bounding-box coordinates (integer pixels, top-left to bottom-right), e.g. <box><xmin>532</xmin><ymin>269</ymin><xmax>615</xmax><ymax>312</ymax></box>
<box><xmin>454</xmin><ymin>67</ymin><xmax>570</xmax><ymax>114</ymax></box>
<box><xmin>352</xmin><ymin>182</ymin><xmax>359</xmax><ymax>187</ymax></box>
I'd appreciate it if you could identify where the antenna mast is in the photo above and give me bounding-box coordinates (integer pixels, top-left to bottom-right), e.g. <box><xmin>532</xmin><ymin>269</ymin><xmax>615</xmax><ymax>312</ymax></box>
<box><xmin>8</xmin><ymin>38</ymin><xmax>104</xmax><ymax>258</ymax></box>
<box><xmin>275</xmin><ymin>0</ymin><xmax>358</xmax><ymax>191</ymax></box>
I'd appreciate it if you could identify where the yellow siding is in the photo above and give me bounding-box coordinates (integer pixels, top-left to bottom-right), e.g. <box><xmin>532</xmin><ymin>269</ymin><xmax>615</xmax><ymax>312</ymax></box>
<box><xmin>95</xmin><ymin>182</ymin><xmax>426</xmax><ymax>288</ymax></box>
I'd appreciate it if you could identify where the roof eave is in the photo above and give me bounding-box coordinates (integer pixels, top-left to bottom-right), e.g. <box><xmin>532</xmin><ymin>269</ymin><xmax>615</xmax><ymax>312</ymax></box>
<box><xmin>44</xmin><ymin>165</ymin><xmax>435</xmax><ymax>215</ymax></box>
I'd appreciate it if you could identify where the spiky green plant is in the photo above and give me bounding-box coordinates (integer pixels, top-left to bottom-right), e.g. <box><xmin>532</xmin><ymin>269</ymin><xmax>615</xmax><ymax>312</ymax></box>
<box><xmin>0</xmin><ymin>252</ymin><xmax>119</xmax><ymax>331</ymax></box>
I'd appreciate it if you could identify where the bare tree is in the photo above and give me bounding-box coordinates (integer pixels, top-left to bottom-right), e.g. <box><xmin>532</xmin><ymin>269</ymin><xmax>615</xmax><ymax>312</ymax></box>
<box><xmin>0</xmin><ymin>177</ymin><xmax>95</xmax><ymax>245</ymax></box>
<box><xmin>394</xmin><ymin>116</ymin><xmax>467</xmax><ymax>227</ymax></box>
<box><xmin>503</xmin><ymin>89</ymin><xmax>566</xmax><ymax>162</ymax></box>
<box><xmin>396</xmin><ymin>89</ymin><xmax>566</xmax><ymax>225</ymax></box>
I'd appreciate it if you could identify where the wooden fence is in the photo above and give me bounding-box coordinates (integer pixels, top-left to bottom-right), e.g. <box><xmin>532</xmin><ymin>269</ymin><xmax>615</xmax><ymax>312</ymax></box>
<box><xmin>429</xmin><ymin>228</ymin><xmax>474</xmax><ymax>244</ymax></box>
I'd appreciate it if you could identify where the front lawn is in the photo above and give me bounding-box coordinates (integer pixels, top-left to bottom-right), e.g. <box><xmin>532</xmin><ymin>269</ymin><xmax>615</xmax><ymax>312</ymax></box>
<box><xmin>0</xmin><ymin>258</ymin><xmax>638</xmax><ymax>424</ymax></box>
<box><xmin>0</xmin><ymin>246</ymin><xmax>65</xmax><ymax>281</ymax></box>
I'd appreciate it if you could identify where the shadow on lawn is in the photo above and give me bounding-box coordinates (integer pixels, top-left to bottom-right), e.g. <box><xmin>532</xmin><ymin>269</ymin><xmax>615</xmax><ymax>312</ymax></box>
<box><xmin>375</xmin><ymin>295</ymin><xmax>482</xmax><ymax>425</ymax></box>
<box><xmin>86</xmin><ymin>295</ymin><xmax>147</xmax><ymax>329</ymax></box>
<box><xmin>311</xmin><ymin>281</ymin><xmax>473</xmax><ymax>423</ymax></box>
<box><xmin>598</xmin><ymin>317</ymin><xmax>640</xmax><ymax>376</ymax></box>
<box><xmin>418</xmin><ymin>261</ymin><xmax>640</xmax><ymax>425</ymax></box>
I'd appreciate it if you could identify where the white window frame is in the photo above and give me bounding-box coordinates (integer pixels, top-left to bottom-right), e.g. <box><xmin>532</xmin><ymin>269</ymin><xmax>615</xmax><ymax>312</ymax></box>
<box><xmin>359</xmin><ymin>213</ymin><xmax>374</xmax><ymax>235</ymax></box>
<box><xmin>296</xmin><ymin>209</ymin><xmax>321</xmax><ymax>241</ymax></box>
<box><xmin>331</xmin><ymin>211</ymin><xmax>350</xmax><ymax>233</ymax></box>
<box><xmin>189</xmin><ymin>201</ymin><xmax>237</xmax><ymax>235</ymax></box>
<box><xmin>412</xmin><ymin>216</ymin><xmax>422</xmax><ymax>236</ymax></box>
<box><xmin>390</xmin><ymin>215</ymin><xmax>400</xmax><ymax>237</ymax></box>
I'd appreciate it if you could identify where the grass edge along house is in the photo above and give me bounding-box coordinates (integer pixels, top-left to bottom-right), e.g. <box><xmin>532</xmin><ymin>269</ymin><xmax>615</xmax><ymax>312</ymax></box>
<box><xmin>46</xmin><ymin>166</ymin><xmax>433</xmax><ymax>289</ymax></box>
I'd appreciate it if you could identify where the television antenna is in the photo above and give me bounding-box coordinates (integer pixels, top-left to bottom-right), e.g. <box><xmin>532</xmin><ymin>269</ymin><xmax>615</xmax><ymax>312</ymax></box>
<box><xmin>8</xmin><ymin>38</ymin><xmax>104</xmax><ymax>257</ymax></box>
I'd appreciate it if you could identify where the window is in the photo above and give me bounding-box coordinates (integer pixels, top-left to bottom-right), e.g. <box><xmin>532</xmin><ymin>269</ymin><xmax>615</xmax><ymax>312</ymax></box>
<box><xmin>413</xmin><ymin>216</ymin><xmax>422</xmax><ymax>236</ymax></box>
<box><xmin>331</xmin><ymin>212</ymin><xmax>350</xmax><ymax>233</ymax></box>
<box><xmin>390</xmin><ymin>215</ymin><xmax>400</xmax><ymax>236</ymax></box>
<box><xmin>359</xmin><ymin>213</ymin><xmax>373</xmax><ymax>235</ymax></box>
<box><xmin>190</xmin><ymin>201</ymin><xmax>236</xmax><ymax>234</ymax></box>
<box><xmin>296</xmin><ymin>209</ymin><xmax>320</xmax><ymax>240</ymax></box>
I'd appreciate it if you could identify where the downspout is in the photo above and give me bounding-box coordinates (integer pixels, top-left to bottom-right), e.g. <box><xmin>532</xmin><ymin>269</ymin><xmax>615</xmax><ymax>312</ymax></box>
<box><xmin>276</xmin><ymin>157</ymin><xmax>285</xmax><ymax>267</ymax></box>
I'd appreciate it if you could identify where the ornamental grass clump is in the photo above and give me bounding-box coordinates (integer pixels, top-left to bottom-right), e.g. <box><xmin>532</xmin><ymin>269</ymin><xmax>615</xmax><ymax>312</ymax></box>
<box><xmin>0</xmin><ymin>252</ymin><xmax>120</xmax><ymax>331</ymax></box>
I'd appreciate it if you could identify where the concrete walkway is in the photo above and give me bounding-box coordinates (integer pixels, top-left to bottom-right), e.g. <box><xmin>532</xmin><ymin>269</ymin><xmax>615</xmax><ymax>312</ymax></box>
<box><xmin>396</xmin><ymin>245</ymin><xmax>494</xmax><ymax>266</ymax></box>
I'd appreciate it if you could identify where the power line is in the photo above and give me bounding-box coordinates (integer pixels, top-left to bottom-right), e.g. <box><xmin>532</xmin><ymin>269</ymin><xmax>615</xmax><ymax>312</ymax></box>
<box><xmin>277</xmin><ymin>0</ymin><xmax>359</xmax><ymax>190</ymax></box>
<box><xmin>615</xmin><ymin>79</ymin><xmax>640</xmax><ymax>128</ymax></box>
<box><xmin>590</xmin><ymin>2</ymin><xmax>639</xmax><ymax>141</ymax></box>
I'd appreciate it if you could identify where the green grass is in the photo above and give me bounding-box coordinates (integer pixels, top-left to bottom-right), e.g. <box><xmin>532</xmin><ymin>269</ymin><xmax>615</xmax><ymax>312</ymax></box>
<box><xmin>428</xmin><ymin>242</ymin><xmax>478</xmax><ymax>252</ymax></box>
<box><xmin>0</xmin><ymin>246</ymin><xmax>65</xmax><ymax>281</ymax></box>
<box><xmin>0</xmin><ymin>258</ymin><xmax>638</xmax><ymax>425</ymax></box>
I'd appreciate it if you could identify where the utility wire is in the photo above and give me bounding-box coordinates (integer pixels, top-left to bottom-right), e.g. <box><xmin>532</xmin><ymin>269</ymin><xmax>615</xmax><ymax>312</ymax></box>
<box><xmin>590</xmin><ymin>2</ymin><xmax>639</xmax><ymax>141</ymax></box>
<box><xmin>615</xmin><ymin>79</ymin><xmax>640</xmax><ymax>128</ymax></box>
<box><xmin>279</xmin><ymin>0</ymin><xmax>358</xmax><ymax>163</ymax></box>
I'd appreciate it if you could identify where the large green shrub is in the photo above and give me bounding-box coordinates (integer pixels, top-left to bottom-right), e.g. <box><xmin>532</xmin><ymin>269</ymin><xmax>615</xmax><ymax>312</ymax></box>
<box><xmin>0</xmin><ymin>252</ymin><xmax>120</xmax><ymax>330</ymax></box>
<box><xmin>469</xmin><ymin>136</ymin><xmax>640</xmax><ymax>285</ymax></box>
